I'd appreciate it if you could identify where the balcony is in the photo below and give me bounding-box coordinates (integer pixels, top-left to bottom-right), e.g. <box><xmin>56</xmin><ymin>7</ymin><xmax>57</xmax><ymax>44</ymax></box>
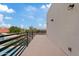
<box><xmin>21</xmin><ymin>34</ymin><xmax>66</xmax><ymax>56</ymax></box>
<box><xmin>0</xmin><ymin>32</ymin><xmax>34</xmax><ymax>56</ymax></box>
<box><xmin>0</xmin><ymin>32</ymin><xmax>66</xmax><ymax>56</ymax></box>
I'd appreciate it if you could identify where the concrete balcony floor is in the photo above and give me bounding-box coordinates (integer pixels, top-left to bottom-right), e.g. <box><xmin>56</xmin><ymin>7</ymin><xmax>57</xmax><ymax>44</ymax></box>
<box><xmin>21</xmin><ymin>35</ymin><xmax>66</xmax><ymax>56</ymax></box>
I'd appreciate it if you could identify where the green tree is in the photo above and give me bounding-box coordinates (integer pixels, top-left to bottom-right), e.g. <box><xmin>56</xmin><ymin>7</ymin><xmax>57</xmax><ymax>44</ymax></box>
<box><xmin>9</xmin><ymin>26</ymin><xmax>21</xmax><ymax>33</ymax></box>
<box><xmin>25</xmin><ymin>26</ymin><xmax>38</xmax><ymax>33</ymax></box>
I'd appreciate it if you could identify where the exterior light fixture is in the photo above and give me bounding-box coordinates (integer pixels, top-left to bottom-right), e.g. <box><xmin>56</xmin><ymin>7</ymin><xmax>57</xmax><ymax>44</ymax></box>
<box><xmin>51</xmin><ymin>19</ymin><xmax>54</xmax><ymax>22</ymax></box>
<box><xmin>68</xmin><ymin>47</ymin><xmax>72</xmax><ymax>52</ymax></box>
<box><xmin>68</xmin><ymin>4</ymin><xmax>74</xmax><ymax>10</ymax></box>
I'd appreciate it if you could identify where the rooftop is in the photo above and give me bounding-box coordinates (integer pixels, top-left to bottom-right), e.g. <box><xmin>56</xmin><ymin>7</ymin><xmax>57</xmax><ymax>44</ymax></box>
<box><xmin>21</xmin><ymin>35</ymin><xmax>65</xmax><ymax>56</ymax></box>
<box><xmin>0</xmin><ymin>28</ymin><xmax>9</xmax><ymax>33</ymax></box>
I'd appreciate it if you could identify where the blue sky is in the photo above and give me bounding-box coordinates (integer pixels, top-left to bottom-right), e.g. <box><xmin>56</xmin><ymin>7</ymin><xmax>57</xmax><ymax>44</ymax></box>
<box><xmin>0</xmin><ymin>3</ymin><xmax>51</xmax><ymax>29</ymax></box>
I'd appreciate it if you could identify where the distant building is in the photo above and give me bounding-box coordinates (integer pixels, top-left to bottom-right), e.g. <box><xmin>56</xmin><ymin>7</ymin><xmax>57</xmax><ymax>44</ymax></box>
<box><xmin>0</xmin><ymin>28</ymin><xmax>9</xmax><ymax>33</ymax></box>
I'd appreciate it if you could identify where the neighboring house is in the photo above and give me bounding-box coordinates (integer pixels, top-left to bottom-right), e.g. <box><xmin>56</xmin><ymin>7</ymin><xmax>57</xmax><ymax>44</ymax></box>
<box><xmin>0</xmin><ymin>28</ymin><xmax>9</xmax><ymax>33</ymax></box>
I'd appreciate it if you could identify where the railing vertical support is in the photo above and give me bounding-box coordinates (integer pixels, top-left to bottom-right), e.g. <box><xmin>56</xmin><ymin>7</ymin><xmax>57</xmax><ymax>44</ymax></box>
<box><xmin>26</xmin><ymin>32</ymin><xmax>28</xmax><ymax>47</ymax></box>
<box><xmin>32</xmin><ymin>30</ymin><xmax>33</xmax><ymax>39</ymax></box>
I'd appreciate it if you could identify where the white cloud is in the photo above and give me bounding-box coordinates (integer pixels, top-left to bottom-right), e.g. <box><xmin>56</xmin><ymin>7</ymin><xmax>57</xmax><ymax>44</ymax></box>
<box><xmin>0</xmin><ymin>4</ymin><xmax>15</xmax><ymax>13</ymax></box>
<box><xmin>7</xmin><ymin>24</ymin><xmax>11</xmax><ymax>28</ymax></box>
<box><xmin>46</xmin><ymin>3</ymin><xmax>51</xmax><ymax>8</ymax></box>
<box><xmin>2</xmin><ymin>23</ymin><xmax>11</xmax><ymax>28</ymax></box>
<box><xmin>37</xmin><ymin>23</ymin><xmax>47</xmax><ymax>29</ymax></box>
<box><xmin>40</xmin><ymin>4</ymin><xmax>51</xmax><ymax>9</ymax></box>
<box><xmin>40</xmin><ymin>5</ymin><xmax>47</xmax><ymax>9</ymax></box>
<box><xmin>0</xmin><ymin>22</ymin><xmax>11</xmax><ymax>28</ymax></box>
<box><xmin>20</xmin><ymin>24</ymin><xmax>24</xmax><ymax>28</ymax></box>
<box><xmin>0</xmin><ymin>14</ymin><xmax>4</xmax><ymax>23</ymax></box>
<box><xmin>24</xmin><ymin>6</ymin><xmax>37</xmax><ymax>17</ymax></box>
<box><xmin>44</xmin><ymin>23</ymin><xmax>47</xmax><ymax>29</ymax></box>
<box><xmin>5</xmin><ymin>16</ymin><xmax>13</xmax><ymax>20</ymax></box>
<box><xmin>28</xmin><ymin>15</ymin><xmax>35</xmax><ymax>19</ymax></box>
<box><xmin>0</xmin><ymin>4</ymin><xmax>8</xmax><ymax>11</ymax></box>
<box><xmin>41</xmin><ymin>5</ymin><xmax>46</xmax><ymax>9</ymax></box>
<box><xmin>0</xmin><ymin>14</ymin><xmax>11</xmax><ymax>28</ymax></box>
<box><xmin>38</xmin><ymin>23</ymin><xmax>42</xmax><ymax>27</ymax></box>
<box><xmin>6</xmin><ymin>8</ymin><xmax>15</xmax><ymax>13</ymax></box>
<box><xmin>25</xmin><ymin>6</ymin><xmax>37</xmax><ymax>12</ymax></box>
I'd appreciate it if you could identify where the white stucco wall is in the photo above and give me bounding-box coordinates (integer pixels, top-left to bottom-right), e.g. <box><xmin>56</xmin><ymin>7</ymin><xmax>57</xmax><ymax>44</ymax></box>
<box><xmin>47</xmin><ymin>3</ymin><xmax>79</xmax><ymax>55</ymax></box>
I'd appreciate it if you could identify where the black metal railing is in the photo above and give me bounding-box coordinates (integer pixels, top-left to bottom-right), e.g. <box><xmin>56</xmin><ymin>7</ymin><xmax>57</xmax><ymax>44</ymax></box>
<box><xmin>0</xmin><ymin>32</ymin><xmax>35</xmax><ymax>56</ymax></box>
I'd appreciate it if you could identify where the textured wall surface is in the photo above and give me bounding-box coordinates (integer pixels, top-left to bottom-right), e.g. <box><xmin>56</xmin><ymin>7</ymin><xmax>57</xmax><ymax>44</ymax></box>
<box><xmin>47</xmin><ymin>3</ymin><xmax>79</xmax><ymax>55</ymax></box>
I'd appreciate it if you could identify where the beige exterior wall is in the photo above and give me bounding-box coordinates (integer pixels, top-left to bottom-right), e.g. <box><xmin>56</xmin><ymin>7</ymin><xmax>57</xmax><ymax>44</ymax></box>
<box><xmin>47</xmin><ymin>3</ymin><xmax>79</xmax><ymax>55</ymax></box>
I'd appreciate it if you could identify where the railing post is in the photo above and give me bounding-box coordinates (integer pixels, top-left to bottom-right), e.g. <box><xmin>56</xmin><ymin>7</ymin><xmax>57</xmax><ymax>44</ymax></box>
<box><xmin>26</xmin><ymin>32</ymin><xmax>28</xmax><ymax>47</ymax></box>
<box><xmin>0</xmin><ymin>33</ymin><xmax>27</xmax><ymax>56</ymax></box>
<box><xmin>32</xmin><ymin>30</ymin><xmax>33</xmax><ymax>39</ymax></box>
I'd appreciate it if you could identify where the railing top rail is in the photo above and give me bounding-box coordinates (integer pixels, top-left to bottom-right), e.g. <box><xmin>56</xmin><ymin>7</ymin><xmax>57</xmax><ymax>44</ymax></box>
<box><xmin>0</xmin><ymin>32</ymin><xmax>27</xmax><ymax>37</ymax></box>
<box><xmin>0</xmin><ymin>34</ymin><xmax>26</xmax><ymax>45</ymax></box>
<box><xmin>0</xmin><ymin>32</ymin><xmax>35</xmax><ymax>56</ymax></box>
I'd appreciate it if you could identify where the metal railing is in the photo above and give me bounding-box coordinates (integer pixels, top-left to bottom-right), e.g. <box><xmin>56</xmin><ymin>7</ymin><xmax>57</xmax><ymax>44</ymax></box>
<box><xmin>0</xmin><ymin>32</ymin><xmax>35</xmax><ymax>56</ymax></box>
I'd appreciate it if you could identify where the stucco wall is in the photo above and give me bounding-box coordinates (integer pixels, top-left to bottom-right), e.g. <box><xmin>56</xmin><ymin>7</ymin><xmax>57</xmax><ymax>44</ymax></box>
<box><xmin>47</xmin><ymin>3</ymin><xmax>79</xmax><ymax>55</ymax></box>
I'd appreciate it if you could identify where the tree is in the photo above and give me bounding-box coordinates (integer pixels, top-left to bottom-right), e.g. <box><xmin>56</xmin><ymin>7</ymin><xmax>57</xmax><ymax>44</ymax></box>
<box><xmin>25</xmin><ymin>26</ymin><xmax>38</xmax><ymax>33</ymax></box>
<box><xmin>25</xmin><ymin>26</ymin><xmax>33</xmax><ymax>32</ymax></box>
<box><xmin>9</xmin><ymin>26</ymin><xmax>21</xmax><ymax>33</ymax></box>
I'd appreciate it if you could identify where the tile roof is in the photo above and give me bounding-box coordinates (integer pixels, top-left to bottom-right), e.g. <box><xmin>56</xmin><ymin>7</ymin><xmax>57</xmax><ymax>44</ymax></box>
<box><xmin>0</xmin><ymin>28</ymin><xmax>9</xmax><ymax>33</ymax></box>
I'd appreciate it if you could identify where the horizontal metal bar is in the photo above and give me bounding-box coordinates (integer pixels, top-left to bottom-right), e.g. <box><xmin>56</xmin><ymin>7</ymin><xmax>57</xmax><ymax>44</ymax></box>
<box><xmin>1</xmin><ymin>39</ymin><xmax>27</xmax><ymax>56</ymax></box>
<box><xmin>13</xmin><ymin>40</ymin><xmax>27</xmax><ymax>56</ymax></box>
<box><xmin>0</xmin><ymin>32</ymin><xmax>35</xmax><ymax>56</ymax></box>
<box><xmin>0</xmin><ymin>35</ymin><xmax>26</xmax><ymax>45</ymax></box>
<box><xmin>0</xmin><ymin>37</ymin><xmax>26</xmax><ymax>52</ymax></box>
<box><xmin>9</xmin><ymin>44</ymin><xmax>25</xmax><ymax>56</ymax></box>
<box><xmin>17</xmin><ymin>46</ymin><xmax>27</xmax><ymax>56</ymax></box>
<box><xmin>0</xmin><ymin>33</ymin><xmax>27</xmax><ymax>37</ymax></box>
<box><xmin>15</xmin><ymin>45</ymin><xmax>26</xmax><ymax>56</ymax></box>
<box><xmin>17</xmin><ymin>40</ymin><xmax>28</xmax><ymax>56</ymax></box>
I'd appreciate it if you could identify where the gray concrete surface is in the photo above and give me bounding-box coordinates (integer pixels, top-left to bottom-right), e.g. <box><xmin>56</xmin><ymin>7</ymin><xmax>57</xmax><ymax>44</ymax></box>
<box><xmin>21</xmin><ymin>35</ymin><xmax>66</xmax><ymax>56</ymax></box>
